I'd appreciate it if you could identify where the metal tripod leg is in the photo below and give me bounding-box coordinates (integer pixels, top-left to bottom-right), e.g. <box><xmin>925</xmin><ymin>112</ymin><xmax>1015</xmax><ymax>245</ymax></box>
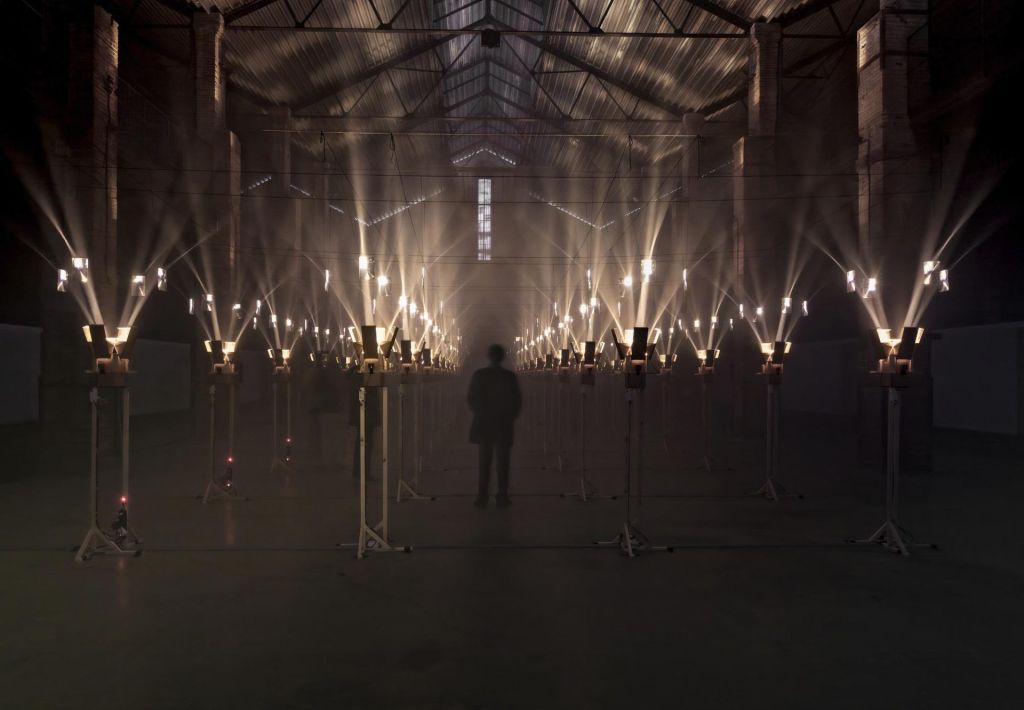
<box><xmin>852</xmin><ymin>386</ymin><xmax>934</xmax><ymax>556</ymax></box>
<box><xmin>355</xmin><ymin>386</ymin><xmax>410</xmax><ymax>558</ymax></box>
<box><xmin>751</xmin><ymin>380</ymin><xmax>799</xmax><ymax>501</ymax></box>
<box><xmin>75</xmin><ymin>387</ymin><xmax>140</xmax><ymax>562</ymax></box>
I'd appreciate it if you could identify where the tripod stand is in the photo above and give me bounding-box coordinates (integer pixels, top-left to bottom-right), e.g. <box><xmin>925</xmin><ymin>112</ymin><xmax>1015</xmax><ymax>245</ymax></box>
<box><xmin>269</xmin><ymin>373</ymin><xmax>293</xmax><ymax>475</ymax></box>
<box><xmin>355</xmin><ymin>382</ymin><xmax>411</xmax><ymax>558</ymax></box>
<box><xmin>853</xmin><ymin>378</ymin><xmax>934</xmax><ymax>556</ymax></box>
<box><xmin>752</xmin><ymin>373</ymin><xmax>799</xmax><ymax>501</ymax></box>
<box><xmin>75</xmin><ymin>380</ymin><xmax>143</xmax><ymax>562</ymax></box>
<box><xmin>396</xmin><ymin>376</ymin><xmax>433</xmax><ymax>502</ymax></box>
<box><xmin>203</xmin><ymin>373</ymin><xmax>247</xmax><ymax>503</ymax></box>
<box><xmin>596</xmin><ymin>381</ymin><xmax>671</xmax><ymax>556</ymax></box>
<box><xmin>562</xmin><ymin>375</ymin><xmax>613</xmax><ymax>502</ymax></box>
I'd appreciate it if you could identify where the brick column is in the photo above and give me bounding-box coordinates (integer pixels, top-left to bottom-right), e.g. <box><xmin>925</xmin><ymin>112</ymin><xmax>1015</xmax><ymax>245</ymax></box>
<box><xmin>856</xmin><ymin>0</ymin><xmax>932</xmax><ymax>473</ymax></box>
<box><xmin>66</xmin><ymin>5</ymin><xmax>119</xmax><ymax>322</ymax></box>
<box><xmin>731</xmin><ymin>22</ymin><xmax>782</xmax><ymax>433</ymax></box>
<box><xmin>190</xmin><ymin>11</ymin><xmax>240</xmax><ymax>295</ymax></box>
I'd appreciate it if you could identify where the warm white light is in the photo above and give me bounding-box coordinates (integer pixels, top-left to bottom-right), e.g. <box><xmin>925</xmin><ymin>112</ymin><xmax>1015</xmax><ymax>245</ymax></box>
<box><xmin>286</xmin><ymin>317</ymin><xmax>293</xmax><ymax>330</ymax></box>
<box><xmin>399</xmin><ymin>294</ymin><xmax>408</xmax><ymax>309</ymax></box>
<box><xmin>622</xmin><ymin>275</ymin><xmax>633</xmax><ymax>288</ymax></box>
<box><xmin>132</xmin><ymin>274</ymin><xmax>146</xmax><ymax>297</ymax></box>
<box><xmin>939</xmin><ymin>269</ymin><xmax>950</xmax><ymax>292</ymax></box>
<box><xmin>324</xmin><ymin>269</ymin><xmax>330</xmax><ymax>292</ymax></box>
<box><xmin>738</xmin><ymin>304</ymin><xmax>745</xmax><ymax>318</ymax></box>
<box><xmin>846</xmin><ymin>270</ymin><xmax>856</xmax><ymax>293</ymax></box>
<box><xmin>682</xmin><ymin>268</ymin><xmax>688</xmax><ymax>290</ymax></box>
<box><xmin>156</xmin><ymin>267</ymin><xmax>167</xmax><ymax>291</ymax></box>
<box><xmin>271</xmin><ymin>314</ymin><xmax>278</xmax><ymax>326</ymax></box>
<box><xmin>205</xmin><ymin>294</ymin><xmax>214</xmax><ymax>312</ymax></box>
<box><xmin>579</xmin><ymin>303</ymin><xmax>588</xmax><ymax>317</ymax></box>
<box><xmin>232</xmin><ymin>303</ymin><xmax>242</xmax><ymax>319</ymax></box>
<box><xmin>256</xmin><ymin>299</ymin><xmax>262</xmax><ymax>315</ymax></box>
<box><xmin>693</xmin><ymin>319</ymin><xmax>700</xmax><ymax>329</ymax></box>
<box><xmin>923</xmin><ymin>260</ymin><xmax>939</xmax><ymax>285</ymax></box>
<box><xmin>782</xmin><ymin>297</ymin><xmax>792</xmax><ymax>315</ymax></box>
<box><xmin>188</xmin><ymin>297</ymin><xmax>195</xmax><ymax>315</ymax></box>
<box><xmin>864</xmin><ymin>277</ymin><xmax>878</xmax><ymax>298</ymax></box>
<box><xmin>409</xmin><ymin>301</ymin><xmax>418</xmax><ymax>316</ymax></box>
<box><xmin>641</xmin><ymin>258</ymin><xmax>654</xmax><ymax>281</ymax></box>
<box><xmin>802</xmin><ymin>300</ymin><xmax>809</xmax><ymax>316</ymax></box>
<box><xmin>57</xmin><ymin>268</ymin><xmax>68</xmax><ymax>292</ymax></box>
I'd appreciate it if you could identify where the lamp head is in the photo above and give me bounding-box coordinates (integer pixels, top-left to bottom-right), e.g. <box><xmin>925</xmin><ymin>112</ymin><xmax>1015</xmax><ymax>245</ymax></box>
<box><xmin>400</xmin><ymin>339</ymin><xmax>413</xmax><ymax>369</ymax></box>
<box><xmin>583</xmin><ymin>341</ymin><xmax>596</xmax><ymax>369</ymax></box>
<box><xmin>629</xmin><ymin>327</ymin><xmax>649</xmax><ymax>365</ymax></box>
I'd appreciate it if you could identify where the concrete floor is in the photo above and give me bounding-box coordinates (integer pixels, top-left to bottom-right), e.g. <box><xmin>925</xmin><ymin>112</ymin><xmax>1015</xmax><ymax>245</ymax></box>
<box><xmin>2</xmin><ymin>379</ymin><xmax>1023</xmax><ymax>709</ymax></box>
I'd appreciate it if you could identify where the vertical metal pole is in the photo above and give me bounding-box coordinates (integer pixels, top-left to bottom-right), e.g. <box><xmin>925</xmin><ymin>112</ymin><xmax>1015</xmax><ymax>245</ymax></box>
<box><xmin>358</xmin><ymin>386</ymin><xmax>366</xmax><ymax>554</ymax></box>
<box><xmin>637</xmin><ymin>388</ymin><xmax>645</xmax><ymax>516</ymax></box>
<box><xmin>887</xmin><ymin>386</ymin><xmax>900</xmax><ymax>525</ymax></box>
<box><xmin>122</xmin><ymin>387</ymin><xmax>130</xmax><ymax>499</ymax></box>
<box><xmin>272</xmin><ymin>380</ymin><xmax>279</xmax><ymax>462</ymax></box>
<box><xmin>90</xmin><ymin>387</ymin><xmax>99</xmax><ymax>528</ymax></box>
<box><xmin>228</xmin><ymin>381</ymin><xmax>236</xmax><ymax>462</ymax></box>
<box><xmin>399</xmin><ymin>383</ymin><xmax>405</xmax><ymax>498</ymax></box>
<box><xmin>414</xmin><ymin>379</ymin><xmax>421</xmax><ymax>484</ymax></box>
<box><xmin>766</xmin><ymin>381</ymin><xmax>775</xmax><ymax>485</ymax></box>
<box><xmin>624</xmin><ymin>391</ymin><xmax>632</xmax><ymax>525</ymax></box>
<box><xmin>208</xmin><ymin>384</ymin><xmax>216</xmax><ymax>487</ymax></box>
<box><xmin>286</xmin><ymin>377</ymin><xmax>292</xmax><ymax>445</ymax></box>
<box><xmin>579</xmin><ymin>386</ymin><xmax>586</xmax><ymax>487</ymax></box>
<box><xmin>381</xmin><ymin>387</ymin><xmax>389</xmax><ymax>540</ymax></box>
<box><xmin>702</xmin><ymin>377</ymin><xmax>711</xmax><ymax>465</ymax></box>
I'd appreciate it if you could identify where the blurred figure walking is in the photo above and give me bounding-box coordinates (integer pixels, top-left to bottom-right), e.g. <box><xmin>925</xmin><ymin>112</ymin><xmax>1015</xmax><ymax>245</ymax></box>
<box><xmin>467</xmin><ymin>344</ymin><xmax>522</xmax><ymax>508</ymax></box>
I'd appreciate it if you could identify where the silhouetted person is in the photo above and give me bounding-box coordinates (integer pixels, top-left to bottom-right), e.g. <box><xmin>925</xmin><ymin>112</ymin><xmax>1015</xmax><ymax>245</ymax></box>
<box><xmin>467</xmin><ymin>344</ymin><xmax>522</xmax><ymax>508</ymax></box>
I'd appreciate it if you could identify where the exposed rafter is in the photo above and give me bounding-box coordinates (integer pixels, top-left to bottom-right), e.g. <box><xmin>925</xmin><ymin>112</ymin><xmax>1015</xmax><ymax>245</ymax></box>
<box><xmin>291</xmin><ymin>33</ymin><xmax>460</xmax><ymax>112</ymax></box>
<box><xmin>515</xmin><ymin>34</ymin><xmax>694</xmax><ymax>119</ymax></box>
<box><xmin>774</xmin><ymin>0</ymin><xmax>849</xmax><ymax>28</ymax></box>
<box><xmin>682</xmin><ymin>0</ymin><xmax>751</xmax><ymax>31</ymax></box>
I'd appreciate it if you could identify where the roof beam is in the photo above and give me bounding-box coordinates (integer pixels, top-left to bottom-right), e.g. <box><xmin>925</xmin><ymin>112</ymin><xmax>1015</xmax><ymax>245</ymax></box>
<box><xmin>698</xmin><ymin>36</ymin><xmax>851</xmax><ymax>115</ymax></box>
<box><xmin>682</xmin><ymin>0</ymin><xmax>751</xmax><ymax>31</ymax></box>
<box><xmin>224</xmin><ymin>0</ymin><xmax>285</xmax><ymax>24</ymax></box>
<box><xmin>516</xmin><ymin>34</ymin><xmax>694</xmax><ymax>118</ymax></box>
<box><xmin>774</xmin><ymin>0</ymin><xmax>847</xmax><ymax>28</ymax></box>
<box><xmin>291</xmin><ymin>33</ymin><xmax>459</xmax><ymax>112</ymax></box>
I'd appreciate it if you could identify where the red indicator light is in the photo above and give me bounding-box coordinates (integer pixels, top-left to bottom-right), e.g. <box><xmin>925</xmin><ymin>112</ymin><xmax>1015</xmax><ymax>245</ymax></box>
<box><xmin>120</xmin><ymin>496</ymin><xmax>127</xmax><ymax>504</ymax></box>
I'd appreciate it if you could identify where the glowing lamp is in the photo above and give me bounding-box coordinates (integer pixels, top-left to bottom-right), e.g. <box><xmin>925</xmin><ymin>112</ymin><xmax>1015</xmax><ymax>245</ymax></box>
<box><xmin>72</xmin><ymin>257</ymin><xmax>89</xmax><ymax>283</ymax></box>
<box><xmin>359</xmin><ymin>325</ymin><xmax>386</xmax><ymax>365</ymax></box>
<box><xmin>156</xmin><ymin>267</ymin><xmax>167</xmax><ymax>292</ymax></box>
<box><xmin>132</xmin><ymin>274</ymin><xmax>146</xmax><ymax>297</ymax></box>
<box><xmin>760</xmin><ymin>341</ymin><xmax>791</xmax><ymax>367</ymax></box>
<box><xmin>583</xmin><ymin>341</ymin><xmax>597</xmax><ymax>369</ymax></box>
<box><xmin>846</xmin><ymin>270</ymin><xmax>856</xmax><ymax>293</ymax></box>
<box><xmin>629</xmin><ymin>327</ymin><xmax>649</xmax><ymax>365</ymax></box>
<box><xmin>57</xmin><ymin>268</ymin><xmax>68</xmax><ymax>292</ymax></box>
<box><xmin>876</xmin><ymin>326</ymin><xmax>924</xmax><ymax>373</ymax></box>
<box><xmin>938</xmin><ymin>269</ymin><xmax>950</xmax><ymax>292</ymax></box>
<box><xmin>621</xmin><ymin>275</ymin><xmax>633</xmax><ymax>289</ymax></box>
<box><xmin>697</xmin><ymin>348</ymin><xmax>720</xmax><ymax>373</ymax></box>
<box><xmin>83</xmin><ymin>324</ymin><xmax>136</xmax><ymax>372</ymax></box>
<box><xmin>782</xmin><ymin>297</ymin><xmax>792</xmax><ymax>315</ymax></box>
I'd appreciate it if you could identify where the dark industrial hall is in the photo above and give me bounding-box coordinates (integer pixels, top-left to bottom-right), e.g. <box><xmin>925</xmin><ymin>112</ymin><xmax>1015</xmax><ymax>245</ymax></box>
<box><xmin>1</xmin><ymin>0</ymin><xmax>1023</xmax><ymax>707</ymax></box>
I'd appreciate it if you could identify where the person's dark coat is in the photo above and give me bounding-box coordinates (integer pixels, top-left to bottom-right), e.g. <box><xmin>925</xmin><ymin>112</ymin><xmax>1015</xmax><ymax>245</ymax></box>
<box><xmin>467</xmin><ymin>365</ymin><xmax>522</xmax><ymax>445</ymax></box>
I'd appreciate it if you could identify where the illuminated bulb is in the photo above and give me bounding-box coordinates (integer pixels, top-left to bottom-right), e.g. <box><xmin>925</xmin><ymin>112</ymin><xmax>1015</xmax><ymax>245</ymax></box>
<box><xmin>729</xmin><ymin>318</ymin><xmax>734</xmax><ymax>330</ymax></box>
<box><xmin>358</xmin><ymin>255</ymin><xmax>370</xmax><ymax>274</ymax></box>
<box><xmin>271</xmin><ymin>314</ymin><xmax>278</xmax><ymax>326</ymax></box>
<box><xmin>232</xmin><ymin>303</ymin><xmax>242</xmax><ymax>319</ymax></box>
<box><xmin>132</xmin><ymin>274</ymin><xmax>146</xmax><ymax>297</ymax></box>
<box><xmin>939</xmin><ymin>269</ymin><xmax>950</xmax><ymax>292</ymax></box>
<box><xmin>590</xmin><ymin>296</ymin><xmax>598</xmax><ymax>309</ymax></box>
<box><xmin>711</xmin><ymin>315</ymin><xmax>718</xmax><ymax>327</ymax></box>
<box><xmin>622</xmin><ymin>275</ymin><xmax>633</xmax><ymax>289</ymax></box>
<box><xmin>188</xmin><ymin>297</ymin><xmax>195</xmax><ymax>315</ymax></box>
<box><xmin>324</xmin><ymin>269</ymin><xmax>330</xmax><ymax>291</ymax></box>
<box><xmin>156</xmin><ymin>267</ymin><xmax>167</xmax><ymax>291</ymax></box>
<box><xmin>72</xmin><ymin>257</ymin><xmax>89</xmax><ymax>283</ymax></box>
<box><xmin>682</xmin><ymin>268</ymin><xmax>688</xmax><ymax>290</ymax></box>
<box><xmin>409</xmin><ymin>302</ymin><xmax>418</xmax><ymax>316</ymax></box>
<box><xmin>399</xmin><ymin>295</ymin><xmax>408</xmax><ymax>309</ymax></box>
<box><xmin>286</xmin><ymin>317</ymin><xmax>293</xmax><ymax>331</ymax></box>
<box><xmin>579</xmin><ymin>303</ymin><xmax>588</xmax><ymax>316</ymax></box>
<box><xmin>738</xmin><ymin>304</ymin><xmax>745</xmax><ymax>318</ymax></box>
<box><xmin>57</xmin><ymin>268</ymin><xmax>68</xmax><ymax>292</ymax></box>
<box><xmin>641</xmin><ymin>258</ymin><xmax>654</xmax><ymax>282</ymax></box>
<box><xmin>693</xmin><ymin>319</ymin><xmax>701</xmax><ymax>329</ymax></box>
<box><xmin>802</xmin><ymin>300</ymin><xmax>809</xmax><ymax>316</ymax></box>
<box><xmin>256</xmin><ymin>299</ymin><xmax>262</xmax><ymax>315</ymax></box>
<box><xmin>846</xmin><ymin>270</ymin><xmax>856</xmax><ymax>293</ymax></box>
<box><xmin>864</xmin><ymin>277</ymin><xmax>878</xmax><ymax>298</ymax></box>
<box><xmin>923</xmin><ymin>260</ymin><xmax>939</xmax><ymax>285</ymax></box>
<box><xmin>782</xmin><ymin>297</ymin><xmax>792</xmax><ymax>315</ymax></box>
